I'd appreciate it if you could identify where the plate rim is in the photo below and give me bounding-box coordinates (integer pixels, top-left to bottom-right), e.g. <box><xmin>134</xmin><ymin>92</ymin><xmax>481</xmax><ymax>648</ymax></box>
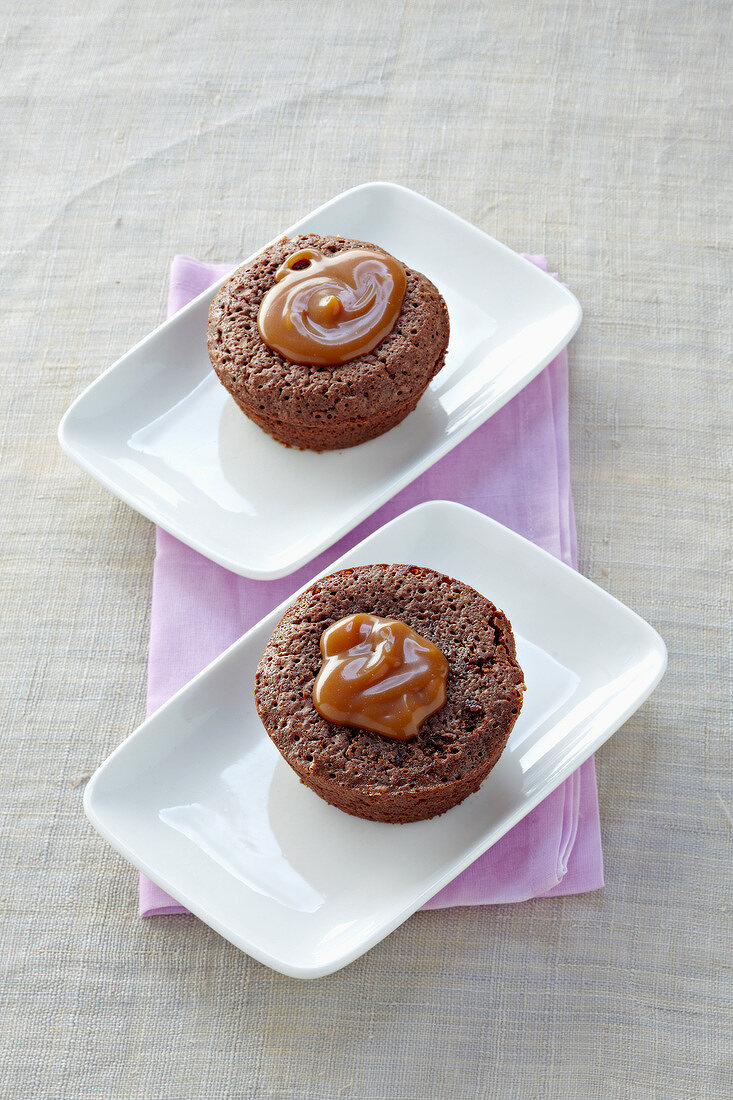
<box><xmin>83</xmin><ymin>500</ymin><xmax>667</xmax><ymax>978</ymax></box>
<box><xmin>58</xmin><ymin>182</ymin><xmax>583</xmax><ymax>579</ymax></box>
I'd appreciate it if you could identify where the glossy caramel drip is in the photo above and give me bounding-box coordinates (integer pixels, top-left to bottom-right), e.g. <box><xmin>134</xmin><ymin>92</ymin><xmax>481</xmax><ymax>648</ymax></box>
<box><xmin>257</xmin><ymin>246</ymin><xmax>407</xmax><ymax>366</ymax></box>
<box><xmin>312</xmin><ymin>613</ymin><xmax>448</xmax><ymax>741</ymax></box>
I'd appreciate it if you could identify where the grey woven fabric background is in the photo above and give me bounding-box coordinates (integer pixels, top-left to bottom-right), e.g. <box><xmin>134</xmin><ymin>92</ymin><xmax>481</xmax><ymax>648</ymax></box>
<box><xmin>2</xmin><ymin>1</ymin><xmax>731</xmax><ymax>1097</ymax></box>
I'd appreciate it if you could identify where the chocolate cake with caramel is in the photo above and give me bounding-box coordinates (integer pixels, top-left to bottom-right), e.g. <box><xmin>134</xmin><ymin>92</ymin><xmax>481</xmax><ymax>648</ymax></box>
<box><xmin>207</xmin><ymin>235</ymin><xmax>449</xmax><ymax>450</ymax></box>
<box><xmin>254</xmin><ymin>564</ymin><xmax>525</xmax><ymax>823</ymax></box>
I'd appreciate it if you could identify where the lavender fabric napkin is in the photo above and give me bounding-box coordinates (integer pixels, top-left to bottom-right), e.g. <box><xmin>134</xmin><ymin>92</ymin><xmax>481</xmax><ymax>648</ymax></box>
<box><xmin>139</xmin><ymin>254</ymin><xmax>604</xmax><ymax>917</ymax></box>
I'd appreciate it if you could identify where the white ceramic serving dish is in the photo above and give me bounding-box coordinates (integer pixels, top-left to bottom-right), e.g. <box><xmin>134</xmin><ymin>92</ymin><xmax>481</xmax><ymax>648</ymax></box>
<box><xmin>84</xmin><ymin>502</ymin><xmax>666</xmax><ymax>978</ymax></box>
<box><xmin>59</xmin><ymin>183</ymin><xmax>581</xmax><ymax>578</ymax></box>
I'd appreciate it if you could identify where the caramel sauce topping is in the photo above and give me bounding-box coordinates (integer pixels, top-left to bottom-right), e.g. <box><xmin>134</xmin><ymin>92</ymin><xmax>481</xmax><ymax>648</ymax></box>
<box><xmin>257</xmin><ymin>246</ymin><xmax>407</xmax><ymax>366</ymax></box>
<box><xmin>312</xmin><ymin>613</ymin><xmax>448</xmax><ymax>741</ymax></box>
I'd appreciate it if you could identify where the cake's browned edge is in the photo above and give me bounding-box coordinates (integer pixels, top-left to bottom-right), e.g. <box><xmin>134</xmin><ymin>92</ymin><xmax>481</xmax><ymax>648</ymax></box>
<box><xmin>299</xmin><ymin>741</ymin><xmax>506</xmax><ymax>823</ymax></box>
<box><xmin>230</xmin><ymin>352</ymin><xmax>445</xmax><ymax>451</ymax></box>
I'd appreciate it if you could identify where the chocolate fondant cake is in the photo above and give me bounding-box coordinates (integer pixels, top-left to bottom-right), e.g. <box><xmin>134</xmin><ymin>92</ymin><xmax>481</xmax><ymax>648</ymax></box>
<box><xmin>207</xmin><ymin>235</ymin><xmax>449</xmax><ymax>450</ymax></box>
<box><xmin>254</xmin><ymin>564</ymin><xmax>525</xmax><ymax>823</ymax></box>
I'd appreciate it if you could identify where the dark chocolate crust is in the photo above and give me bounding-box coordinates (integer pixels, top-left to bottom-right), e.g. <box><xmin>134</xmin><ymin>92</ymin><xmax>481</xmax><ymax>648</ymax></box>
<box><xmin>254</xmin><ymin>564</ymin><xmax>525</xmax><ymax>823</ymax></box>
<box><xmin>207</xmin><ymin>235</ymin><xmax>450</xmax><ymax>450</ymax></box>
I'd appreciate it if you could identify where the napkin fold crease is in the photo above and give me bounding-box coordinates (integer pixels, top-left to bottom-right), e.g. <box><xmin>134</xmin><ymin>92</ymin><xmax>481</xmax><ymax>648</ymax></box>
<box><xmin>139</xmin><ymin>254</ymin><xmax>603</xmax><ymax>918</ymax></box>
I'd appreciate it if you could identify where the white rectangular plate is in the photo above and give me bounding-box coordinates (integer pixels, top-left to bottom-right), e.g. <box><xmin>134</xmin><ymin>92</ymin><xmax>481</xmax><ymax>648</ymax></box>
<box><xmin>84</xmin><ymin>502</ymin><xmax>666</xmax><ymax>978</ymax></box>
<box><xmin>59</xmin><ymin>182</ymin><xmax>581</xmax><ymax>578</ymax></box>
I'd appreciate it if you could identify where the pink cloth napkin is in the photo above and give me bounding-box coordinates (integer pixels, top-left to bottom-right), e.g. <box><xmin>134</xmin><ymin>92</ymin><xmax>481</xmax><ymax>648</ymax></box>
<box><xmin>140</xmin><ymin>254</ymin><xmax>604</xmax><ymax>917</ymax></box>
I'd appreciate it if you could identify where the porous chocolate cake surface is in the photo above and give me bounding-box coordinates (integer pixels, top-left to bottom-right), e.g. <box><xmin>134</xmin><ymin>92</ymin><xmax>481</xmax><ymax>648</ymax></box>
<box><xmin>254</xmin><ymin>564</ymin><xmax>525</xmax><ymax>823</ymax></box>
<box><xmin>207</xmin><ymin>235</ymin><xmax>450</xmax><ymax>450</ymax></box>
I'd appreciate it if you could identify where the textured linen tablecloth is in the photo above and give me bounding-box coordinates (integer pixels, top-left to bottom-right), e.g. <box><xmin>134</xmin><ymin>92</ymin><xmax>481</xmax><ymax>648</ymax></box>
<box><xmin>139</xmin><ymin>254</ymin><xmax>603</xmax><ymax>917</ymax></box>
<box><xmin>3</xmin><ymin>2</ymin><xmax>730</xmax><ymax>1098</ymax></box>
